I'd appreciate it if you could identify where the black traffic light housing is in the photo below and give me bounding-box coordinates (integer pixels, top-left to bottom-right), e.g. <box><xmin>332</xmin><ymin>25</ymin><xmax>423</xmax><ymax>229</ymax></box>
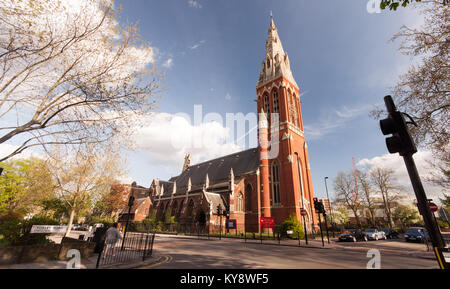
<box><xmin>216</xmin><ymin>204</ymin><xmax>222</xmax><ymax>215</ymax></box>
<box><xmin>313</xmin><ymin>198</ymin><xmax>325</xmax><ymax>214</ymax></box>
<box><xmin>380</xmin><ymin>95</ymin><xmax>417</xmax><ymax>156</ymax></box>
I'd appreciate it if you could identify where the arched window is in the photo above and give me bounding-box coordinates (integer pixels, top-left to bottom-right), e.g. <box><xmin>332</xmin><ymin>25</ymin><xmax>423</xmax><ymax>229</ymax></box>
<box><xmin>271</xmin><ymin>162</ymin><xmax>281</xmax><ymax>205</ymax></box>
<box><xmin>267</xmin><ymin>58</ymin><xmax>270</xmax><ymax>68</ymax></box>
<box><xmin>172</xmin><ymin>201</ymin><xmax>178</xmax><ymax>217</ymax></box>
<box><xmin>263</xmin><ymin>92</ymin><xmax>270</xmax><ymax>114</ymax></box>
<box><xmin>187</xmin><ymin>199</ymin><xmax>194</xmax><ymax>217</ymax></box>
<box><xmin>245</xmin><ymin>184</ymin><xmax>252</xmax><ymax>212</ymax></box>
<box><xmin>237</xmin><ymin>192</ymin><xmax>243</xmax><ymax>212</ymax></box>
<box><xmin>273</xmin><ymin>90</ymin><xmax>279</xmax><ymax>114</ymax></box>
<box><xmin>177</xmin><ymin>199</ymin><xmax>185</xmax><ymax>218</ymax></box>
<box><xmin>292</xmin><ymin>94</ymin><xmax>300</xmax><ymax>127</ymax></box>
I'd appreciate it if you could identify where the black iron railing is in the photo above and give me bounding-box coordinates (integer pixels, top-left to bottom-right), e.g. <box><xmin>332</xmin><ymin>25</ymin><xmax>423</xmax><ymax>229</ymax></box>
<box><xmin>95</xmin><ymin>232</ymin><xmax>155</xmax><ymax>268</ymax></box>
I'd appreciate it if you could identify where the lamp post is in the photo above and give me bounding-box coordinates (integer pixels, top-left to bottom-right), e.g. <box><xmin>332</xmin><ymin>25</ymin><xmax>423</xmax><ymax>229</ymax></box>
<box><xmin>121</xmin><ymin>191</ymin><xmax>135</xmax><ymax>250</ymax></box>
<box><xmin>324</xmin><ymin>176</ymin><xmax>335</xmax><ymax>237</ymax></box>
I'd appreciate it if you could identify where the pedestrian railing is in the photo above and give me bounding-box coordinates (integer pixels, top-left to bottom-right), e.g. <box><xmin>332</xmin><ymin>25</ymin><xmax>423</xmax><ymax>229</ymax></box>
<box><xmin>95</xmin><ymin>232</ymin><xmax>155</xmax><ymax>268</ymax></box>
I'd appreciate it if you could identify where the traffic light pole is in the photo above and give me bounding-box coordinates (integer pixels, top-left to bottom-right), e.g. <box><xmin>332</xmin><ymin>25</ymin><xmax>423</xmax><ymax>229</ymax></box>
<box><xmin>318</xmin><ymin>213</ymin><xmax>324</xmax><ymax>247</ymax></box>
<box><xmin>403</xmin><ymin>154</ymin><xmax>446</xmax><ymax>249</ymax></box>
<box><xmin>380</xmin><ymin>95</ymin><xmax>447</xmax><ymax>269</ymax></box>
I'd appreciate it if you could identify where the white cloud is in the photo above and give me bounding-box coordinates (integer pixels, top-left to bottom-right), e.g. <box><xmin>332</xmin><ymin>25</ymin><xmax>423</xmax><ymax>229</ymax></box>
<box><xmin>190</xmin><ymin>40</ymin><xmax>206</xmax><ymax>50</ymax></box>
<box><xmin>188</xmin><ymin>0</ymin><xmax>202</xmax><ymax>9</ymax></box>
<box><xmin>305</xmin><ymin>104</ymin><xmax>372</xmax><ymax>140</ymax></box>
<box><xmin>357</xmin><ymin>150</ymin><xmax>448</xmax><ymax>204</ymax></box>
<box><xmin>133</xmin><ymin>112</ymin><xmax>242</xmax><ymax>172</ymax></box>
<box><xmin>163</xmin><ymin>58</ymin><xmax>174</xmax><ymax>68</ymax></box>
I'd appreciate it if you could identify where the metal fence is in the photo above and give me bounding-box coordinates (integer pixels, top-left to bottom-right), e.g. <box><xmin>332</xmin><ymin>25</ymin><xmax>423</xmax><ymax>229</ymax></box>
<box><xmin>127</xmin><ymin>222</ymin><xmax>329</xmax><ymax>247</ymax></box>
<box><xmin>95</xmin><ymin>232</ymin><xmax>155</xmax><ymax>268</ymax></box>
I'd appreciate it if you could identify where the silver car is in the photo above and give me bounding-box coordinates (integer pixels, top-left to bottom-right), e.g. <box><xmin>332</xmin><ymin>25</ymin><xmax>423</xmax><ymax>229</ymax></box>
<box><xmin>364</xmin><ymin>228</ymin><xmax>387</xmax><ymax>241</ymax></box>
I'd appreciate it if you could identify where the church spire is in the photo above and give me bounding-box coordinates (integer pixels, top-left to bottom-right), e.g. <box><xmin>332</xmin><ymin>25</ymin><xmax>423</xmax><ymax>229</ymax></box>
<box><xmin>257</xmin><ymin>12</ymin><xmax>298</xmax><ymax>89</ymax></box>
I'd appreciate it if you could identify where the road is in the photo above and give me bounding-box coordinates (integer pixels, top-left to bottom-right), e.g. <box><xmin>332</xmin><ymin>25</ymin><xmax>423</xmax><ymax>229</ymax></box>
<box><xmin>139</xmin><ymin>235</ymin><xmax>438</xmax><ymax>269</ymax></box>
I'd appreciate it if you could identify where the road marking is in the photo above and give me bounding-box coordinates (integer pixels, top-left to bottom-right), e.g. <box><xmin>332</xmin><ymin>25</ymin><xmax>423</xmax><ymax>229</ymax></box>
<box><xmin>138</xmin><ymin>255</ymin><xmax>172</xmax><ymax>269</ymax></box>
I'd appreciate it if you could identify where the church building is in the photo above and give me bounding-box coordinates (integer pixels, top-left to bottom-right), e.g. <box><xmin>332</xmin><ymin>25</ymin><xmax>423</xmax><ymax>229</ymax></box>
<box><xmin>149</xmin><ymin>14</ymin><xmax>318</xmax><ymax>233</ymax></box>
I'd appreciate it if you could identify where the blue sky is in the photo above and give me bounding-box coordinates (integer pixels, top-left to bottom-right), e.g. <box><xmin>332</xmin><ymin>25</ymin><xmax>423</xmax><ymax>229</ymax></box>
<box><xmin>2</xmin><ymin>0</ymin><xmax>440</xmax><ymax>202</ymax></box>
<box><xmin>115</xmin><ymin>0</ymin><xmax>436</xmax><ymax>199</ymax></box>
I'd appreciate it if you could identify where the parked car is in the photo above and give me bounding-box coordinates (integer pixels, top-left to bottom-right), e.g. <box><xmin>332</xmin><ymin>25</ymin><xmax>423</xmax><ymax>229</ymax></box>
<box><xmin>71</xmin><ymin>224</ymin><xmax>81</xmax><ymax>230</ymax></box>
<box><xmin>381</xmin><ymin>228</ymin><xmax>400</xmax><ymax>239</ymax></box>
<box><xmin>77</xmin><ymin>224</ymin><xmax>90</xmax><ymax>231</ymax></box>
<box><xmin>364</xmin><ymin>228</ymin><xmax>387</xmax><ymax>240</ymax></box>
<box><xmin>404</xmin><ymin>227</ymin><xmax>429</xmax><ymax>243</ymax></box>
<box><xmin>338</xmin><ymin>229</ymin><xmax>368</xmax><ymax>242</ymax></box>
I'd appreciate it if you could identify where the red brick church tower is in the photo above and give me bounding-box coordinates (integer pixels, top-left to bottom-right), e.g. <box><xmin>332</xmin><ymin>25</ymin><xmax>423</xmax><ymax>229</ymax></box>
<box><xmin>257</xmin><ymin>13</ymin><xmax>318</xmax><ymax>231</ymax></box>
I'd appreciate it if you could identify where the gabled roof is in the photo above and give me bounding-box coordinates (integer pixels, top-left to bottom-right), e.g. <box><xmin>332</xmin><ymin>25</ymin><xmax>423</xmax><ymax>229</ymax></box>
<box><xmin>204</xmin><ymin>192</ymin><xmax>227</xmax><ymax>214</ymax></box>
<box><xmin>173</xmin><ymin>148</ymin><xmax>259</xmax><ymax>193</ymax></box>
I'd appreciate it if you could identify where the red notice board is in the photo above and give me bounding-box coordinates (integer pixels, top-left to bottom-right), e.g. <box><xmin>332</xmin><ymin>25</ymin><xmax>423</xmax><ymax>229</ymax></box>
<box><xmin>260</xmin><ymin>217</ymin><xmax>275</xmax><ymax>229</ymax></box>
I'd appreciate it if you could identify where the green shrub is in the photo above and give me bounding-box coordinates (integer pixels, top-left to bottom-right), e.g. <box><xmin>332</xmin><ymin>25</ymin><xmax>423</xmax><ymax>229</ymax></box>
<box><xmin>0</xmin><ymin>211</ymin><xmax>59</xmax><ymax>246</ymax></box>
<box><xmin>279</xmin><ymin>213</ymin><xmax>305</xmax><ymax>240</ymax></box>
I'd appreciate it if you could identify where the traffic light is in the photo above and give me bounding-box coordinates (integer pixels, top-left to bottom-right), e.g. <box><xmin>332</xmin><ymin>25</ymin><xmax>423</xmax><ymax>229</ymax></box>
<box><xmin>225</xmin><ymin>204</ymin><xmax>230</xmax><ymax>215</ymax></box>
<box><xmin>313</xmin><ymin>197</ymin><xmax>326</xmax><ymax>214</ymax></box>
<box><xmin>313</xmin><ymin>198</ymin><xmax>320</xmax><ymax>213</ymax></box>
<box><xmin>216</xmin><ymin>204</ymin><xmax>222</xmax><ymax>215</ymax></box>
<box><xmin>379</xmin><ymin>95</ymin><xmax>417</xmax><ymax>156</ymax></box>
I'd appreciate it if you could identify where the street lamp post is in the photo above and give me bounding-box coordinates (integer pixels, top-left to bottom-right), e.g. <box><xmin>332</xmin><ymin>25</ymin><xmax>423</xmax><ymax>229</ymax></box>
<box><xmin>324</xmin><ymin>176</ymin><xmax>335</xmax><ymax>238</ymax></box>
<box><xmin>121</xmin><ymin>192</ymin><xmax>135</xmax><ymax>250</ymax></box>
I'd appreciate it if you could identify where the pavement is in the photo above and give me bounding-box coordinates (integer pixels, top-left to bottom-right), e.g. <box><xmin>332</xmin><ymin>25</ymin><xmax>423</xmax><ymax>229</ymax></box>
<box><xmin>0</xmin><ymin>254</ymin><xmax>167</xmax><ymax>269</ymax></box>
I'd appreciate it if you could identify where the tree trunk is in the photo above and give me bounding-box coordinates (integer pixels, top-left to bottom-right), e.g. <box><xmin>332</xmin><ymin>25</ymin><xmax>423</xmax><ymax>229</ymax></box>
<box><xmin>65</xmin><ymin>208</ymin><xmax>75</xmax><ymax>237</ymax></box>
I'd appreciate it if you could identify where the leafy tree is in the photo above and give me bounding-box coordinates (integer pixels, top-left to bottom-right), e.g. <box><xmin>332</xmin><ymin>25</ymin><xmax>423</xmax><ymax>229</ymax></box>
<box><xmin>372</xmin><ymin>2</ymin><xmax>449</xmax><ymax>187</ymax></box>
<box><xmin>41</xmin><ymin>198</ymin><xmax>70</xmax><ymax>221</ymax></box>
<box><xmin>327</xmin><ymin>206</ymin><xmax>350</xmax><ymax>228</ymax></box>
<box><xmin>393</xmin><ymin>204</ymin><xmax>422</xmax><ymax>230</ymax></box>
<box><xmin>47</xmin><ymin>145</ymin><xmax>124</xmax><ymax>236</ymax></box>
<box><xmin>0</xmin><ymin>0</ymin><xmax>162</xmax><ymax>162</ymax></box>
<box><xmin>0</xmin><ymin>158</ymin><xmax>55</xmax><ymax>213</ymax></box>
<box><xmin>380</xmin><ymin>0</ymin><xmax>448</xmax><ymax>10</ymax></box>
<box><xmin>92</xmin><ymin>183</ymin><xmax>128</xmax><ymax>221</ymax></box>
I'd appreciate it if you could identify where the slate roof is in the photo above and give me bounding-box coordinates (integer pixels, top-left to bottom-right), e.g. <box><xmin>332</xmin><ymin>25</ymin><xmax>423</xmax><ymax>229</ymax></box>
<box><xmin>173</xmin><ymin>148</ymin><xmax>258</xmax><ymax>193</ymax></box>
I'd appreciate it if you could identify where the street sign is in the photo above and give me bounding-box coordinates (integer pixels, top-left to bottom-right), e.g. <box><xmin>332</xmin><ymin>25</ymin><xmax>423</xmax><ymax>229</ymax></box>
<box><xmin>259</xmin><ymin>217</ymin><xmax>275</xmax><ymax>229</ymax></box>
<box><xmin>429</xmin><ymin>202</ymin><xmax>438</xmax><ymax>212</ymax></box>
<box><xmin>300</xmin><ymin>209</ymin><xmax>307</xmax><ymax>216</ymax></box>
<box><xmin>225</xmin><ymin>219</ymin><xmax>236</xmax><ymax>229</ymax></box>
<box><xmin>30</xmin><ymin>225</ymin><xmax>67</xmax><ymax>234</ymax></box>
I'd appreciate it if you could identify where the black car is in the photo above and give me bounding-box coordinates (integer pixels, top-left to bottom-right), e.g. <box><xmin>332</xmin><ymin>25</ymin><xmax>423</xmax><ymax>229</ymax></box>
<box><xmin>338</xmin><ymin>229</ymin><xmax>368</xmax><ymax>242</ymax></box>
<box><xmin>381</xmin><ymin>228</ymin><xmax>400</xmax><ymax>239</ymax></box>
